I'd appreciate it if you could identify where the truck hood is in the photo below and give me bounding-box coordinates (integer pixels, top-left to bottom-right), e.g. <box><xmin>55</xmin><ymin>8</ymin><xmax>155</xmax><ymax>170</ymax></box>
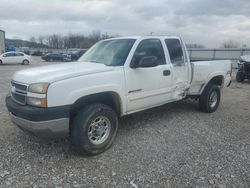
<box><xmin>12</xmin><ymin>62</ymin><xmax>114</xmax><ymax>84</ymax></box>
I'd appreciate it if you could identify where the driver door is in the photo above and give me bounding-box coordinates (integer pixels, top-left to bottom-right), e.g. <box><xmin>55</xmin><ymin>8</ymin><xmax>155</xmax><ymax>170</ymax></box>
<box><xmin>125</xmin><ymin>39</ymin><xmax>173</xmax><ymax>113</ymax></box>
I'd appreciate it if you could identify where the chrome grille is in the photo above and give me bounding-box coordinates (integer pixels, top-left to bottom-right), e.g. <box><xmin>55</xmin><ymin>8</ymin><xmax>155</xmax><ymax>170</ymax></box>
<box><xmin>11</xmin><ymin>81</ymin><xmax>28</xmax><ymax>105</ymax></box>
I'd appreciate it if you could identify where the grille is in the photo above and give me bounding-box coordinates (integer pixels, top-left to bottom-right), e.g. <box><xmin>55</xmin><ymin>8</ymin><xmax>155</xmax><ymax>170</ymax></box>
<box><xmin>11</xmin><ymin>81</ymin><xmax>28</xmax><ymax>105</ymax></box>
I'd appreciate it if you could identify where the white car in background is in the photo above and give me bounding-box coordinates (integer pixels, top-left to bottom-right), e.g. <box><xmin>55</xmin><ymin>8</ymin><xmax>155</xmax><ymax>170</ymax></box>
<box><xmin>0</xmin><ymin>51</ymin><xmax>31</xmax><ymax>65</ymax></box>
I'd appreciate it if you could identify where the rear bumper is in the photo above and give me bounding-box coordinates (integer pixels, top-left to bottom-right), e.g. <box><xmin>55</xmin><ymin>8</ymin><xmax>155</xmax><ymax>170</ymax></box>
<box><xmin>6</xmin><ymin>95</ymin><xmax>70</xmax><ymax>139</ymax></box>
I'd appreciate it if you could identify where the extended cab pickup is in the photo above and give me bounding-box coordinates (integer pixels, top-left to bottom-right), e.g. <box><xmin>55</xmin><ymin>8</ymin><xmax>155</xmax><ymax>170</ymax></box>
<box><xmin>6</xmin><ymin>36</ymin><xmax>232</xmax><ymax>155</ymax></box>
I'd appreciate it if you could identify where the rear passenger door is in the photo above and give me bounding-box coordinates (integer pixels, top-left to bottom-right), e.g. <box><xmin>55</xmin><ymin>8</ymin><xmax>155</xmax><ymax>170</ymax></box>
<box><xmin>165</xmin><ymin>39</ymin><xmax>189</xmax><ymax>99</ymax></box>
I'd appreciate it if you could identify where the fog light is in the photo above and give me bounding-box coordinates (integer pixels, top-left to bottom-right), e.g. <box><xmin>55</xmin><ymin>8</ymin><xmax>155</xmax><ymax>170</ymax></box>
<box><xmin>27</xmin><ymin>97</ymin><xmax>47</xmax><ymax>107</ymax></box>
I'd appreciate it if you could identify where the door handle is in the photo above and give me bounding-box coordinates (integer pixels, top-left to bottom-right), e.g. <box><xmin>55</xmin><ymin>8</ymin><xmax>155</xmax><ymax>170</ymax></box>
<box><xmin>163</xmin><ymin>70</ymin><xmax>171</xmax><ymax>76</ymax></box>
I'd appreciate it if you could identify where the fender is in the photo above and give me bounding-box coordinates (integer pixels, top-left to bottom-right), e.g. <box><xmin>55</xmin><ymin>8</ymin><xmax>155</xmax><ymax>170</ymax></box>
<box><xmin>47</xmin><ymin>74</ymin><xmax>127</xmax><ymax>115</ymax></box>
<box><xmin>67</xmin><ymin>85</ymin><xmax>126</xmax><ymax>115</ymax></box>
<box><xmin>199</xmin><ymin>72</ymin><xmax>225</xmax><ymax>94</ymax></box>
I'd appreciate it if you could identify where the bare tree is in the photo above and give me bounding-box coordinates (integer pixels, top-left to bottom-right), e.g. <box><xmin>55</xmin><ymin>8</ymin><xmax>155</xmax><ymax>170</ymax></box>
<box><xmin>26</xmin><ymin>31</ymin><xmax>116</xmax><ymax>49</ymax></box>
<box><xmin>89</xmin><ymin>30</ymin><xmax>101</xmax><ymax>43</ymax></box>
<box><xmin>29</xmin><ymin>37</ymin><xmax>36</xmax><ymax>43</ymax></box>
<box><xmin>222</xmin><ymin>40</ymin><xmax>239</xmax><ymax>48</ymax></box>
<box><xmin>38</xmin><ymin>36</ymin><xmax>44</xmax><ymax>48</ymax></box>
<box><xmin>186</xmin><ymin>43</ymin><xmax>205</xmax><ymax>48</ymax></box>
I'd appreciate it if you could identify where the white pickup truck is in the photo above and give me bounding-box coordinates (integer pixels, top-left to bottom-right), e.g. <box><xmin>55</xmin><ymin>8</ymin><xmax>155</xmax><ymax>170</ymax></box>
<box><xmin>6</xmin><ymin>36</ymin><xmax>231</xmax><ymax>155</ymax></box>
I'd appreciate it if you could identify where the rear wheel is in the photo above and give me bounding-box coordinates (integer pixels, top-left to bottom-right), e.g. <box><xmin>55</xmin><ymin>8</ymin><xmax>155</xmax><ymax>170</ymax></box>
<box><xmin>199</xmin><ymin>84</ymin><xmax>221</xmax><ymax>113</ymax></box>
<box><xmin>236</xmin><ymin>72</ymin><xmax>244</xmax><ymax>82</ymax></box>
<box><xmin>70</xmin><ymin>104</ymin><xmax>118</xmax><ymax>155</ymax></box>
<box><xmin>22</xmin><ymin>60</ymin><xmax>29</xmax><ymax>65</ymax></box>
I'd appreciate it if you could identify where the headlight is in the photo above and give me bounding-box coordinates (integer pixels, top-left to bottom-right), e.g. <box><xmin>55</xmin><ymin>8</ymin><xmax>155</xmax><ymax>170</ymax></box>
<box><xmin>27</xmin><ymin>97</ymin><xmax>47</xmax><ymax>107</ymax></box>
<box><xmin>28</xmin><ymin>83</ymin><xmax>49</xmax><ymax>94</ymax></box>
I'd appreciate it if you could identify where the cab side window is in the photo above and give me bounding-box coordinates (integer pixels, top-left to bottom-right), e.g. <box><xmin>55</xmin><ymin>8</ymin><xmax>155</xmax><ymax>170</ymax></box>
<box><xmin>165</xmin><ymin>39</ymin><xmax>184</xmax><ymax>65</ymax></box>
<box><xmin>131</xmin><ymin>39</ymin><xmax>166</xmax><ymax>67</ymax></box>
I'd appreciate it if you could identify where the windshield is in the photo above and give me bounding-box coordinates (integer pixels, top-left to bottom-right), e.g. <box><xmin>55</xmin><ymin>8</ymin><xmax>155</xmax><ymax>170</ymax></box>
<box><xmin>78</xmin><ymin>39</ymin><xmax>136</xmax><ymax>66</ymax></box>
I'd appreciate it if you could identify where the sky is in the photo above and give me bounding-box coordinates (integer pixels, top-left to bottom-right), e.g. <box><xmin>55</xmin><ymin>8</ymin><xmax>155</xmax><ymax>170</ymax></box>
<box><xmin>1</xmin><ymin>0</ymin><xmax>250</xmax><ymax>47</ymax></box>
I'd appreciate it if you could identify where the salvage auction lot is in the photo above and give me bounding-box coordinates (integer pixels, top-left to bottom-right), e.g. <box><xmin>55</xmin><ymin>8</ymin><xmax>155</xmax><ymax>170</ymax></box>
<box><xmin>0</xmin><ymin>59</ymin><xmax>249</xmax><ymax>187</ymax></box>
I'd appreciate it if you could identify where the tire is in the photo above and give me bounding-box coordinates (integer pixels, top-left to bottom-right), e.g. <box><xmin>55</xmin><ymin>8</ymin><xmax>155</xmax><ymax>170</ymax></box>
<box><xmin>70</xmin><ymin>104</ymin><xmax>118</xmax><ymax>156</ymax></box>
<box><xmin>0</xmin><ymin>60</ymin><xmax>2</xmax><ymax>64</ymax></box>
<box><xmin>22</xmin><ymin>60</ymin><xmax>29</xmax><ymax>65</ymax></box>
<box><xmin>199</xmin><ymin>84</ymin><xmax>221</xmax><ymax>113</ymax></box>
<box><xmin>236</xmin><ymin>72</ymin><xmax>244</xmax><ymax>82</ymax></box>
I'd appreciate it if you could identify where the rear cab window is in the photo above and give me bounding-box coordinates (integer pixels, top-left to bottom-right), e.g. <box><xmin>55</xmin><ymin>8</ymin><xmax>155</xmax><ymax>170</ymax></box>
<box><xmin>165</xmin><ymin>39</ymin><xmax>185</xmax><ymax>65</ymax></box>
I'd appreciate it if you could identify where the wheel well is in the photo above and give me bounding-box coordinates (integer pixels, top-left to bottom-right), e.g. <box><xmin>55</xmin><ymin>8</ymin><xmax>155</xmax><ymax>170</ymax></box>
<box><xmin>70</xmin><ymin>92</ymin><xmax>122</xmax><ymax>122</ymax></box>
<box><xmin>198</xmin><ymin>75</ymin><xmax>224</xmax><ymax>95</ymax></box>
<box><xmin>208</xmin><ymin>75</ymin><xmax>224</xmax><ymax>86</ymax></box>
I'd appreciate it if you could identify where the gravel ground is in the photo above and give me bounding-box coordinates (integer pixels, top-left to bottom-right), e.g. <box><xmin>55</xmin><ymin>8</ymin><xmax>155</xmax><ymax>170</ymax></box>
<box><xmin>0</xmin><ymin>58</ymin><xmax>249</xmax><ymax>188</ymax></box>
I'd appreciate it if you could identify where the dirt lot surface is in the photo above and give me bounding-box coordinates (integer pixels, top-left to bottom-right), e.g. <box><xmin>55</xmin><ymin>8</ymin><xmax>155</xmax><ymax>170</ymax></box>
<box><xmin>0</xmin><ymin>58</ymin><xmax>249</xmax><ymax>187</ymax></box>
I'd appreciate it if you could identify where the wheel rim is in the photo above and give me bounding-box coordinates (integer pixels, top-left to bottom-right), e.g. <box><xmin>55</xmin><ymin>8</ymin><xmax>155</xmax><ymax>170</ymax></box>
<box><xmin>209</xmin><ymin>91</ymin><xmax>218</xmax><ymax>108</ymax></box>
<box><xmin>88</xmin><ymin>116</ymin><xmax>111</xmax><ymax>145</ymax></box>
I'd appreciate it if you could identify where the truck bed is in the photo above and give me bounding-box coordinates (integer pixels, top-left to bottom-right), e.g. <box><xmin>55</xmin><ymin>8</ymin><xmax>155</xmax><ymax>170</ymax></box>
<box><xmin>188</xmin><ymin>60</ymin><xmax>231</xmax><ymax>95</ymax></box>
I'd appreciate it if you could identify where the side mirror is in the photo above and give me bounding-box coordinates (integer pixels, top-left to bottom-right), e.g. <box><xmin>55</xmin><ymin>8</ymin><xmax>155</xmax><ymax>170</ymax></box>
<box><xmin>137</xmin><ymin>56</ymin><xmax>158</xmax><ymax>68</ymax></box>
<box><xmin>173</xmin><ymin>58</ymin><xmax>184</xmax><ymax>67</ymax></box>
<box><xmin>174</xmin><ymin>62</ymin><xmax>184</xmax><ymax>67</ymax></box>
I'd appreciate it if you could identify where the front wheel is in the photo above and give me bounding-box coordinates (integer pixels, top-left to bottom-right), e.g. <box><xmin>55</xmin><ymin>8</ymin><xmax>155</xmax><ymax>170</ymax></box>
<box><xmin>199</xmin><ymin>84</ymin><xmax>221</xmax><ymax>113</ymax></box>
<box><xmin>0</xmin><ymin>60</ymin><xmax>2</xmax><ymax>64</ymax></box>
<box><xmin>70</xmin><ymin>104</ymin><xmax>118</xmax><ymax>156</ymax></box>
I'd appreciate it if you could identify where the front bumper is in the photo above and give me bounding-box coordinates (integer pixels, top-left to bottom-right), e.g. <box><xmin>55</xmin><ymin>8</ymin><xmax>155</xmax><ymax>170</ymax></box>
<box><xmin>6</xmin><ymin>96</ymin><xmax>70</xmax><ymax>139</ymax></box>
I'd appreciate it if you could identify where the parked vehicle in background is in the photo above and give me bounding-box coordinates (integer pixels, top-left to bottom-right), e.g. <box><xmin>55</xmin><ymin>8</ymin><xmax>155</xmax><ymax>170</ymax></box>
<box><xmin>236</xmin><ymin>55</ymin><xmax>250</xmax><ymax>82</ymax></box>
<box><xmin>6</xmin><ymin>36</ymin><xmax>232</xmax><ymax>155</ymax></box>
<box><xmin>70</xmin><ymin>49</ymin><xmax>87</xmax><ymax>61</ymax></box>
<box><xmin>19</xmin><ymin>47</ymin><xmax>30</xmax><ymax>55</ymax></box>
<box><xmin>0</xmin><ymin>51</ymin><xmax>31</xmax><ymax>65</ymax></box>
<box><xmin>31</xmin><ymin>50</ymin><xmax>43</xmax><ymax>56</ymax></box>
<box><xmin>42</xmin><ymin>52</ymin><xmax>69</xmax><ymax>62</ymax></box>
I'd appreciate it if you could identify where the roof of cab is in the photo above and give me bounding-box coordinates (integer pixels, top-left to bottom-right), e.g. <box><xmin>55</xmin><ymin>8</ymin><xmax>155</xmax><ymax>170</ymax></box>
<box><xmin>104</xmin><ymin>35</ymin><xmax>181</xmax><ymax>41</ymax></box>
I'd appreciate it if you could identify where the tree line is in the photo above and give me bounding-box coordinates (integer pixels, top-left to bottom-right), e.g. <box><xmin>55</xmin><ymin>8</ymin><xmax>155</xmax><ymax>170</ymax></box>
<box><xmin>29</xmin><ymin>30</ymin><xmax>115</xmax><ymax>49</ymax></box>
<box><xmin>6</xmin><ymin>30</ymin><xmax>247</xmax><ymax>49</ymax></box>
<box><xmin>6</xmin><ymin>30</ymin><xmax>115</xmax><ymax>49</ymax></box>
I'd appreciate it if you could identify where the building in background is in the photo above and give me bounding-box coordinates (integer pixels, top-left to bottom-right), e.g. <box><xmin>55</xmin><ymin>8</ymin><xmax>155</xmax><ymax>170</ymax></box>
<box><xmin>0</xmin><ymin>30</ymin><xmax>5</xmax><ymax>54</ymax></box>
